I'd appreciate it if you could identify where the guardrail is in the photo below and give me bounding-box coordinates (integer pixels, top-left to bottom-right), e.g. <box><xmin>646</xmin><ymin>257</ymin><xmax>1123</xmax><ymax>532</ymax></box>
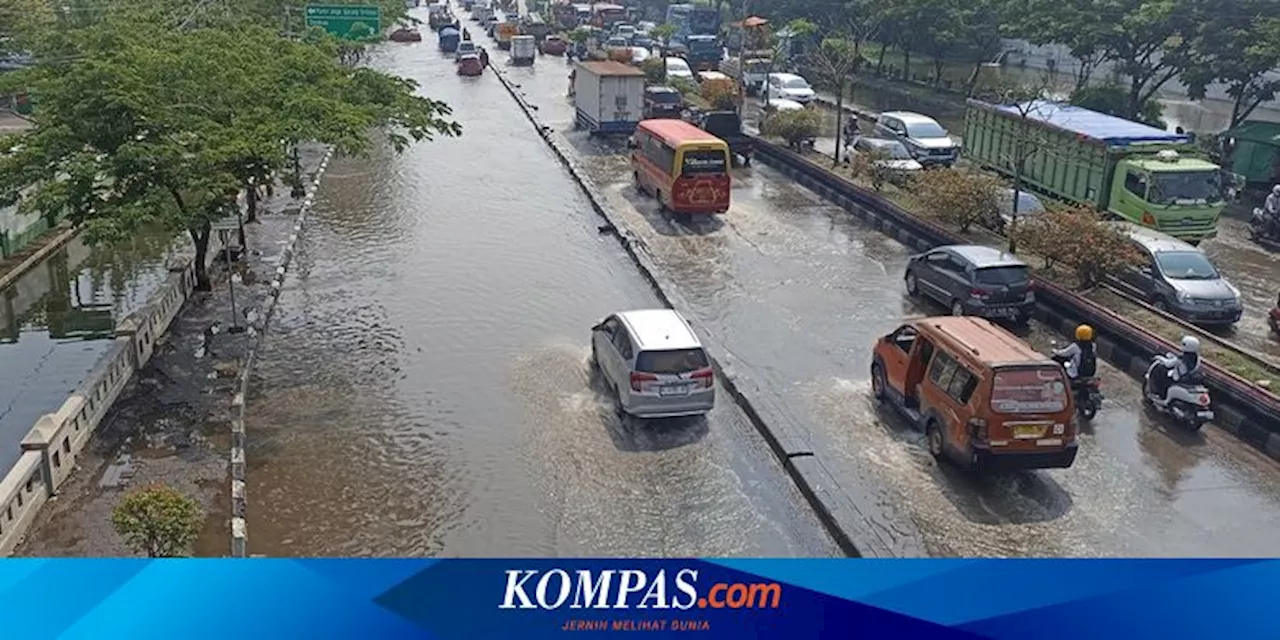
<box><xmin>0</xmin><ymin>253</ymin><xmax>200</xmax><ymax>555</ymax></box>
<box><xmin>751</xmin><ymin>135</ymin><xmax>1280</xmax><ymax>459</ymax></box>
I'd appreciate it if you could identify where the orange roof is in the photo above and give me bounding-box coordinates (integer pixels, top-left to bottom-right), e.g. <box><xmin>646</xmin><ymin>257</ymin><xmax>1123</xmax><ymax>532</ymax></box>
<box><xmin>913</xmin><ymin>316</ymin><xmax>1051</xmax><ymax>366</ymax></box>
<box><xmin>736</xmin><ymin>16</ymin><xmax>769</xmax><ymax>28</ymax></box>
<box><xmin>637</xmin><ymin>119</ymin><xmax>727</xmax><ymax>145</ymax></box>
<box><xmin>578</xmin><ymin>60</ymin><xmax>645</xmax><ymax>77</ymax></box>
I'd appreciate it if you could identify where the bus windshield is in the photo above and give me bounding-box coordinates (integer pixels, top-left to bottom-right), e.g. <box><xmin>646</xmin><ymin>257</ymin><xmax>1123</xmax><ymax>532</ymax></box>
<box><xmin>681</xmin><ymin>149</ymin><xmax>726</xmax><ymax>175</ymax></box>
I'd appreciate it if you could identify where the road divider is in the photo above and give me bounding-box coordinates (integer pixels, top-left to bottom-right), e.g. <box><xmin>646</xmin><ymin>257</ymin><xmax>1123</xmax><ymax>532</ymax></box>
<box><xmin>750</xmin><ymin>136</ymin><xmax>1280</xmax><ymax>462</ymax></box>
<box><xmin>488</xmin><ymin>63</ymin><xmax>924</xmax><ymax>558</ymax></box>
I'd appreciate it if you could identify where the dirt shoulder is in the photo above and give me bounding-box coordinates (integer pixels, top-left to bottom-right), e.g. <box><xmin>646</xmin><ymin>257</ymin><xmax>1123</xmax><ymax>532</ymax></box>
<box><xmin>13</xmin><ymin>144</ymin><xmax>328</xmax><ymax>557</ymax></box>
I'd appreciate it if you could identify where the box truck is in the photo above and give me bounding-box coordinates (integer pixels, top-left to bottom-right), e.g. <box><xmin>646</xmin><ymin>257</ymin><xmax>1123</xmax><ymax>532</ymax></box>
<box><xmin>573</xmin><ymin>60</ymin><xmax>646</xmax><ymax>136</ymax></box>
<box><xmin>964</xmin><ymin>100</ymin><xmax>1228</xmax><ymax>242</ymax></box>
<box><xmin>510</xmin><ymin>35</ymin><xmax>536</xmax><ymax>65</ymax></box>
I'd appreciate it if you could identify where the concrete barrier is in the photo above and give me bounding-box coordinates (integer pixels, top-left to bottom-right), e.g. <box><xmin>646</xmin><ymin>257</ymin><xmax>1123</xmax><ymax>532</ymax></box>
<box><xmin>0</xmin><ymin>252</ymin><xmax>202</xmax><ymax>554</ymax></box>
<box><xmin>488</xmin><ymin>63</ymin><xmax>925</xmax><ymax>557</ymax></box>
<box><xmin>229</xmin><ymin>145</ymin><xmax>334</xmax><ymax>557</ymax></box>
<box><xmin>750</xmin><ymin>136</ymin><xmax>1280</xmax><ymax>461</ymax></box>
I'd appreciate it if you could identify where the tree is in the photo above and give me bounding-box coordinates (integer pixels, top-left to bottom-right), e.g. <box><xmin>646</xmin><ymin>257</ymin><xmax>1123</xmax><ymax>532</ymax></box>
<box><xmin>112</xmin><ymin>484</ymin><xmax>203</xmax><ymax>557</ymax></box>
<box><xmin>700</xmin><ymin>77</ymin><xmax>739</xmax><ymax>110</ymax></box>
<box><xmin>957</xmin><ymin>0</ymin><xmax>1013</xmax><ymax>95</ymax></box>
<box><xmin>803</xmin><ymin>13</ymin><xmax>878</xmax><ymax>164</ymax></box>
<box><xmin>760</xmin><ymin>107</ymin><xmax>821</xmax><ymax>150</ymax></box>
<box><xmin>975</xmin><ymin>79</ymin><xmax>1054</xmax><ymax>252</ymax></box>
<box><xmin>1011</xmin><ymin>204</ymin><xmax>1144</xmax><ymax>288</ymax></box>
<box><xmin>760</xmin><ymin>19</ymin><xmax>815</xmax><ymax>100</ymax></box>
<box><xmin>1016</xmin><ymin>0</ymin><xmax>1109</xmax><ymax>90</ymax></box>
<box><xmin>650</xmin><ymin>22</ymin><xmax>677</xmax><ymax>53</ymax></box>
<box><xmin>641</xmin><ymin>57</ymin><xmax>666</xmax><ymax>84</ymax></box>
<box><xmin>1181</xmin><ymin>1</ymin><xmax>1280</xmax><ymax>129</ymax></box>
<box><xmin>0</xmin><ymin>18</ymin><xmax>458</xmax><ymax>291</ymax></box>
<box><xmin>846</xmin><ymin>148</ymin><xmax>893</xmax><ymax>191</ymax></box>
<box><xmin>909</xmin><ymin>167</ymin><xmax>1002</xmax><ymax>233</ymax></box>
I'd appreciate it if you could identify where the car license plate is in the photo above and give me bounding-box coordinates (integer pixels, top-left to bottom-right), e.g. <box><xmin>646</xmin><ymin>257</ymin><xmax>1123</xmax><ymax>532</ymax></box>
<box><xmin>1014</xmin><ymin>425</ymin><xmax>1045</xmax><ymax>439</ymax></box>
<box><xmin>987</xmin><ymin>306</ymin><xmax>1016</xmax><ymax>318</ymax></box>
<box><xmin>660</xmin><ymin>384</ymin><xmax>691</xmax><ymax>396</ymax></box>
<box><xmin>1197</xmin><ymin>410</ymin><xmax>1214</xmax><ymax>419</ymax></box>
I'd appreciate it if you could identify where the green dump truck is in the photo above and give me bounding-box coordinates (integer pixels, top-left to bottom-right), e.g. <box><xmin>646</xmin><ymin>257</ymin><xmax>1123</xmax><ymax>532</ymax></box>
<box><xmin>964</xmin><ymin>100</ymin><xmax>1227</xmax><ymax>241</ymax></box>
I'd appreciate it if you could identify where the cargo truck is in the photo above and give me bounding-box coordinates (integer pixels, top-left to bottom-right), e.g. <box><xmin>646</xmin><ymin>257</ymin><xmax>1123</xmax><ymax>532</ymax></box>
<box><xmin>510</xmin><ymin>35</ymin><xmax>536</xmax><ymax>65</ymax></box>
<box><xmin>964</xmin><ymin>100</ymin><xmax>1227</xmax><ymax>242</ymax></box>
<box><xmin>573</xmin><ymin>60</ymin><xmax>646</xmax><ymax>135</ymax></box>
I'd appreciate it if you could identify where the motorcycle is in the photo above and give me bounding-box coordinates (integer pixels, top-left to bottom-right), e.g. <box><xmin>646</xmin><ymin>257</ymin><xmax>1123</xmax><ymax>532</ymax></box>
<box><xmin>1249</xmin><ymin>207</ymin><xmax>1280</xmax><ymax>250</ymax></box>
<box><xmin>1142</xmin><ymin>355</ymin><xmax>1214</xmax><ymax>430</ymax></box>
<box><xmin>1051</xmin><ymin>349</ymin><xmax>1103</xmax><ymax>420</ymax></box>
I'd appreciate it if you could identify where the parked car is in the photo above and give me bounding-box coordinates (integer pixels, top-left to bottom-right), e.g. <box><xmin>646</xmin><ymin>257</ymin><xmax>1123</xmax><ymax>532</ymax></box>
<box><xmin>1107</xmin><ymin>221</ymin><xmax>1243</xmax><ymax>327</ymax></box>
<box><xmin>590</xmin><ymin>309</ymin><xmax>716</xmax><ymax>419</ymax></box>
<box><xmin>904</xmin><ymin>244</ymin><xmax>1036</xmax><ymax>325</ymax></box>
<box><xmin>631</xmin><ymin>34</ymin><xmax>654</xmax><ymax>49</ymax></box>
<box><xmin>848</xmin><ymin>136</ymin><xmax>923</xmax><ymax>180</ymax></box>
<box><xmin>873</xmin><ymin>111</ymin><xmax>960</xmax><ymax>167</ymax></box>
<box><xmin>692</xmin><ymin>110</ymin><xmax>754</xmax><ymax>167</ymax></box>
<box><xmin>665</xmin><ymin>56</ymin><xmax>694</xmax><ymax>81</ymax></box>
<box><xmin>990</xmin><ymin>187</ymin><xmax>1047</xmax><ymax>233</ymax></box>
<box><xmin>760</xmin><ymin>97</ymin><xmax>805</xmax><ymax>114</ymax></box>
<box><xmin>761</xmin><ymin>72</ymin><xmax>815</xmax><ymax>104</ymax></box>
<box><xmin>643</xmin><ymin>85</ymin><xmax>684</xmax><ymax>119</ymax></box>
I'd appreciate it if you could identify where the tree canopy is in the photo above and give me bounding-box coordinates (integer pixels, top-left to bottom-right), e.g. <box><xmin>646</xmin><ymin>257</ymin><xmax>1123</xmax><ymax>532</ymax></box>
<box><xmin>0</xmin><ymin>6</ymin><xmax>458</xmax><ymax>289</ymax></box>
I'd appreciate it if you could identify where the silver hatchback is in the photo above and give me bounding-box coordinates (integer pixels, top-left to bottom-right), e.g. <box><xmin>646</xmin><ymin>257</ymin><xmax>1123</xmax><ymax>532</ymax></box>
<box><xmin>590</xmin><ymin>309</ymin><xmax>715</xmax><ymax>419</ymax></box>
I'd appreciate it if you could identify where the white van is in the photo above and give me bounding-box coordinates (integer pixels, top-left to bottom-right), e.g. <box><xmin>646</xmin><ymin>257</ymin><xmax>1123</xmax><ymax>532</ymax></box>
<box><xmin>590</xmin><ymin>309</ymin><xmax>715</xmax><ymax>419</ymax></box>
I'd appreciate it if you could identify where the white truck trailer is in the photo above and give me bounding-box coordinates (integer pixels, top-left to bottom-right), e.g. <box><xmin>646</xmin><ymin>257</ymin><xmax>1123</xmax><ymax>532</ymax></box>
<box><xmin>572</xmin><ymin>60</ymin><xmax>646</xmax><ymax>136</ymax></box>
<box><xmin>510</xmin><ymin>35</ymin><xmax>536</xmax><ymax>66</ymax></box>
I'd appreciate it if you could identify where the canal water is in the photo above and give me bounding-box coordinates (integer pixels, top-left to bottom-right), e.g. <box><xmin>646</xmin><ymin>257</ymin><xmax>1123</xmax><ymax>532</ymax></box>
<box><xmin>0</xmin><ymin>231</ymin><xmax>183</xmax><ymax>471</ymax></box>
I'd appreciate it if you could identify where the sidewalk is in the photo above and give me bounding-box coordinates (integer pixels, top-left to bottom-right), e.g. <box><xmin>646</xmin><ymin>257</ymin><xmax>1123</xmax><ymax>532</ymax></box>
<box><xmin>13</xmin><ymin>143</ymin><xmax>329</xmax><ymax>557</ymax></box>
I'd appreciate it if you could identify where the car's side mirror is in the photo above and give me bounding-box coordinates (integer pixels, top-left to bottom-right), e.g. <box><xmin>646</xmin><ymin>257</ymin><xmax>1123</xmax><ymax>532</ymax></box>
<box><xmin>626</xmin><ymin>139</ymin><xmax>638</xmax><ymax>149</ymax></box>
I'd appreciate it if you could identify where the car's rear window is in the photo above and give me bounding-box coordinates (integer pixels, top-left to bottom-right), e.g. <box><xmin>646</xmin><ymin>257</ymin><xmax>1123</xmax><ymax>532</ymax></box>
<box><xmin>974</xmin><ymin>266</ymin><xmax>1030</xmax><ymax>286</ymax></box>
<box><xmin>991</xmin><ymin>367</ymin><xmax>1068</xmax><ymax>414</ymax></box>
<box><xmin>648</xmin><ymin>91</ymin><xmax>681</xmax><ymax>104</ymax></box>
<box><xmin>636</xmin><ymin>348</ymin><xmax>709</xmax><ymax>374</ymax></box>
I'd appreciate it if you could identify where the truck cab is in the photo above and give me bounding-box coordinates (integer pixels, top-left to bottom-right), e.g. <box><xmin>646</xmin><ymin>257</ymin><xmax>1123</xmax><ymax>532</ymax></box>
<box><xmin>1109</xmin><ymin>150</ymin><xmax>1224</xmax><ymax>242</ymax></box>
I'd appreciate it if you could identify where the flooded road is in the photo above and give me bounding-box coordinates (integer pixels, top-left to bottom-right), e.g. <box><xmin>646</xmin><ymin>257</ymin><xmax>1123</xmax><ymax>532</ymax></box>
<box><xmin>504</xmin><ymin>51</ymin><xmax>1280</xmax><ymax>556</ymax></box>
<box><xmin>243</xmin><ymin>30</ymin><xmax>837</xmax><ymax>557</ymax></box>
<box><xmin>809</xmin><ymin>90</ymin><xmax>1280</xmax><ymax>363</ymax></box>
<box><xmin>0</xmin><ymin>231</ymin><xmax>181</xmax><ymax>470</ymax></box>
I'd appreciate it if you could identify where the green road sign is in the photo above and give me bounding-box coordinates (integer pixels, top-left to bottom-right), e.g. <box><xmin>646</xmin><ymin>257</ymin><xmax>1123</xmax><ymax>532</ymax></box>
<box><xmin>305</xmin><ymin>4</ymin><xmax>382</xmax><ymax>40</ymax></box>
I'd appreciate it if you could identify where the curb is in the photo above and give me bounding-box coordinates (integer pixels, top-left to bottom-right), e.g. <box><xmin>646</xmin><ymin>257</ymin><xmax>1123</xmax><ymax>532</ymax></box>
<box><xmin>488</xmin><ymin>65</ymin><xmax>918</xmax><ymax>557</ymax></box>
<box><xmin>0</xmin><ymin>224</ymin><xmax>81</xmax><ymax>291</ymax></box>
<box><xmin>229</xmin><ymin>146</ymin><xmax>335</xmax><ymax>558</ymax></box>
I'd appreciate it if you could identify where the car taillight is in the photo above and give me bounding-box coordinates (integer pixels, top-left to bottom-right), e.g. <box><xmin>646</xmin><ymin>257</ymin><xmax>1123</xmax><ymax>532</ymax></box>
<box><xmin>1197</xmin><ymin>394</ymin><xmax>1210</xmax><ymax>406</ymax></box>
<box><xmin>630</xmin><ymin>372</ymin><xmax>657</xmax><ymax>391</ymax></box>
<box><xmin>969</xmin><ymin>289</ymin><xmax>989</xmax><ymax>300</ymax></box>
<box><xmin>691</xmin><ymin>367</ymin><xmax>714</xmax><ymax>388</ymax></box>
<box><xmin>968</xmin><ymin>418</ymin><xmax>987</xmax><ymax>440</ymax></box>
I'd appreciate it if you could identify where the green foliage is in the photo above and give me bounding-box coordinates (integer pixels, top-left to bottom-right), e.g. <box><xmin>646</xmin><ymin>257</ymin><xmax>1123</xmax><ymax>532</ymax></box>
<box><xmin>0</xmin><ymin>14</ymin><xmax>459</xmax><ymax>290</ymax></box>
<box><xmin>760</xmin><ymin>107</ymin><xmax>821</xmax><ymax>149</ymax></box>
<box><xmin>649</xmin><ymin>23</ymin><xmax>677</xmax><ymax>48</ymax></box>
<box><xmin>700</xmin><ymin>78</ymin><xmax>739</xmax><ymax>110</ymax></box>
<box><xmin>641</xmin><ymin>57</ymin><xmax>665</xmax><ymax>84</ymax></box>
<box><xmin>112</xmin><ymin>484</ymin><xmax>203</xmax><ymax>557</ymax></box>
<box><xmin>1181</xmin><ymin>1</ymin><xmax>1280</xmax><ymax>128</ymax></box>
<box><xmin>669</xmin><ymin>76</ymin><xmax>700</xmax><ymax>97</ymax></box>
<box><xmin>567</xmin><ymin>26</ymin><xmax>591</xmax><ymax>44</ymax></box>
<box><xmin>909</xmin><ymin>167</ymin><xmax>1002</xmax><ymax>233</ymax></box>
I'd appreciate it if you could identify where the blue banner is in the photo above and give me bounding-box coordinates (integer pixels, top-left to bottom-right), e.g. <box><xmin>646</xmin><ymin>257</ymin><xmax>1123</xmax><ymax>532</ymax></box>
<box><xmin>2</xmin><ymin>559</ymin><xmax>1275</xmax><ymax>638</ymax></box>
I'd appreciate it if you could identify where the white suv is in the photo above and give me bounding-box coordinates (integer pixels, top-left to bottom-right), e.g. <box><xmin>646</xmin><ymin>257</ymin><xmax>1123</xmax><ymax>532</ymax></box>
<box><xmin>590</xmin><ymin>309</ymin><xmax>715</xmax><ymax>419</ymax></box>
<box><xmin>873</xmin><ymin>111</ymin><xmax>960</xmax><ymax>167</ymax></box>
<box><xmin>761</xmin><ymin>73</ymin><xmax>815</xmax><ymax>104</ymax></box>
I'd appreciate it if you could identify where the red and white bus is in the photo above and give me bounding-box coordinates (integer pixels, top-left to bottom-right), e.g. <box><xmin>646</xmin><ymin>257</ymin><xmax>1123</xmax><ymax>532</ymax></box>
<box><xmin>629</xmin><ymin>119</ymin><xmax>732</xmax><ymax>216</ymax></box>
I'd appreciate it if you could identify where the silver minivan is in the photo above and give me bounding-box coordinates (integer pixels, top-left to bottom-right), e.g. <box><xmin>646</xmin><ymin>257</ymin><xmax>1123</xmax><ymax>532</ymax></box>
<box><xmin>590</xmin><ymin>309</ymin><xmax>715</xmax><ymax>419</ymax></box>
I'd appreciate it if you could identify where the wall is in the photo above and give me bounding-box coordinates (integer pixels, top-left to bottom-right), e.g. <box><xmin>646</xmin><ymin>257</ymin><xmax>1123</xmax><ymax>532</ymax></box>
<box><xmin>0</xmin><ymin>252</ymin><xmax>199</xmax><ymax>555</ymax></box>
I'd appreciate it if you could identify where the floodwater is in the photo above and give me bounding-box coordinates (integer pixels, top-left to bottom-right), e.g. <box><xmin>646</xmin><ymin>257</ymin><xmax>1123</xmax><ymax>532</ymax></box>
<box><xmin>506</xmin><ymin>50</ymin><xmax>1280</xmax><ymax>556</ymax></box>
<box><xmin>0</xmin><ymin>231</ymin><xmax>181</xmax><ymax>471</ymax></box>
<box><xmin>243</xmin><ymin>25</ymin><xmax>838</xmax><ymax>557</ymax></box>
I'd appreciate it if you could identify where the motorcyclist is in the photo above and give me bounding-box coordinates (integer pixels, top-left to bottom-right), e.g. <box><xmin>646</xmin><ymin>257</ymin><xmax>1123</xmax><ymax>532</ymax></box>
<box><xmin>1265</xmin><ymin>185</ymin><xmax>1280</xmax><ymax>238</ymax></box>
<box><xmin>1053</xmin><ymin>324</ymin><xmax>1097</xmax><ymax>385</ymax></box>
<box><xmin>1152</xmin><ymin>336</ymin><xmax>1202</xmax><ymax>403</ymax></box>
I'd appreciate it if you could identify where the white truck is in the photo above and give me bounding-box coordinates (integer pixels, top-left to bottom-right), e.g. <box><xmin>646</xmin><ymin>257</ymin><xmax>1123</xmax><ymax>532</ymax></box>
<box><xmin>510</xmin><ymin>35</ymin><xmax>536</xmax><ymax>66</ymax></box>
<box><xmin>572</xmin><ymin>60</ymin><xmax>646</xmax><ymax>136</ymax></box>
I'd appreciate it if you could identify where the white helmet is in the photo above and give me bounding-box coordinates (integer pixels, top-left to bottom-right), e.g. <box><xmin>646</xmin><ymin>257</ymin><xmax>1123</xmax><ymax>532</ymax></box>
<box><xmin>1181</xmin><ymin>335</ymin><xmax>1201</xmax><ymax>354</ymax></box>
<box><xmin>1273</xmin><ymin>184</ymin><xmax>1280</xmax><ymax>196</ymax></box>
